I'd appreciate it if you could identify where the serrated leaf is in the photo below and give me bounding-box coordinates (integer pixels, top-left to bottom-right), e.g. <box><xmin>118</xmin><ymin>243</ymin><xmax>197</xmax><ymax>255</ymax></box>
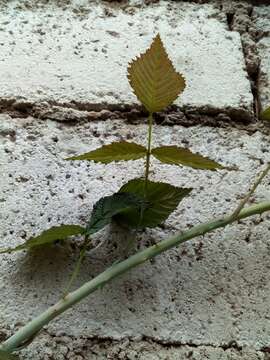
<box><xmin>116</xmin><ymin>178</ymin><xmax>192</xmax><ymax>228</ymax></box>
<box><xmin>66</xmin><ymin>142</ymin><xmax>147</xmax><ymax>163</ymax></box>
<box><xmin>127</xmin><ymin>33</ymin><xmax>186</xmax><ymax>113</ymax></box>
<box><xmin>87</xmin><ymin>192</ymin><xmax>144</xmax><ymax>235</ymax></box>
<box><xmin>0</xmin><ymin>225</ymin><xmax>86</xmax><ymax>254</ymax></box>
<box><xmin>260</xmin><ymin>106</ymin><xmax>270</xmax><ymax>121</ymax></box>
<box><xmin>152</xmin><ymin>146</ymin><xmax>228</xmax><ymax>171</ymax></box>
<box><xmin>0</xmin><ymin>350</ymin><xmax>19</xmax><ymax>360</ymax></box>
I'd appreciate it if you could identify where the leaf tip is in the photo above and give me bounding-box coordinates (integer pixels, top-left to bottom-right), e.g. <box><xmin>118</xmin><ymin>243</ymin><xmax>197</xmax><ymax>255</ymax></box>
<box><xmin>127</xmin><ymin>33</ymin><xmax>186</xmax><ymax>112</ymax></box>
<box><xmin>224</xmin><ymin>164</ymin><xmax>239</xmax><ymax>171</ymax></box>
<box><xmin>64</xmin><ymin>155</ymin><xmax>77</xmax><ymax>161</ymax></box>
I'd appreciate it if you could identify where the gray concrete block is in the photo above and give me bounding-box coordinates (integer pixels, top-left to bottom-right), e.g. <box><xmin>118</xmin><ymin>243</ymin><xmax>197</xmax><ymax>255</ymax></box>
<box><xmin>253</xmin><ymin>6</ymin><xmax>270</xmax><ymax>111</ymax></box>
<box><xmin>0</xmin><ymin>1</ymin><xmax>253</xmax><ymax>119</ymax></box>
<box><xmin>1</xmin><ymin>115</ymin><xmax>270</xmax><ymax>358</ymax></box>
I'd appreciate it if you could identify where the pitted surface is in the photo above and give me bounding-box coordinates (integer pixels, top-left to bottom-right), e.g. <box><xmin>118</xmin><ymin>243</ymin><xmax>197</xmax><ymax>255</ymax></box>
<box><xmin>1</xmin><ymin>116</ymin><xmax>270</xmax><ymax>359</ymax></box>
<box><xmin>254</xmin><ymin>5</ymin><xmax>270</xmax><ymax>110</ymax></box>
<box><xmin>0</xmin><ymin>1</ymin><xmax>253</xmax><ymax>119</ymax></box>
<box><xmin>1</xmin><ymin>1</ymin><xmax>270</xmax><ymax>359</ymax></box>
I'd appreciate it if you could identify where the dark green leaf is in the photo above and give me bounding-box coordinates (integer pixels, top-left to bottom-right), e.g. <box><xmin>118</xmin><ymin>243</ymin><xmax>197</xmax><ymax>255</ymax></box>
<box><xmin>127</xmin><ymin>33</ymin><xmax>186</xmax><ymax>113</ymax></box>
<box><xmin>116</xmin><ymin>178</ymin><xmax>192</xmax><ymax>228</ymax></box>
<box><xmin>0</xmin><ymin>225</ymin><xmax>86</xmax><ymax>254</ymax></box>
<box><xmin>0</xmin><ymin>350</ymin><xmax>19</xmax><ymax>360</ymax></box>
<box><xmin>66</xmin><ymin>141</ymin><xmax>147</xmax><ymax>163</ymax></box>
<box><xmin>260</xmin><ymin>106</ymin><xmax>270</xmax><ymax>121</ymax></box>
<box><xmin>87</xmin><ymin>192</ymin><xmax>144</xmax><ymax>235</ymax></box>
<box><xmin>152</xmin><ymin>146</ymin><xmax>228</xmax><ymax>170</ymax></box>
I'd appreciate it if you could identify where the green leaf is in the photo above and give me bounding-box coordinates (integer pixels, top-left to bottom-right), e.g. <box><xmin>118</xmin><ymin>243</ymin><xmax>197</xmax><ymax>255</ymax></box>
<box><xmin>87</xmin><ymin>192</ymin><xmax>144</xmax><ymax>235</ymax></box>
<box><xmin>0</xmin><ymin>225</ymin><xmax>86</xmax><ymax>254</ymax></box>
<box><xmin>260</xmin><ymin>106</ymin><xmax>270</xmax><ymax>121</ymax></box>
<box><xmin>66</xmin><ymin>141</ymin><xmax>147</xmax><ymax>163</ymax></box>
<box><xmin>127</xmin><ymin>33</ymin><xmax>186</xmax><ymax>113</ymax></box>
<box><xmin>116</xmin><ymin>178</ymin><xmax>192</xmax><ymax>228</ymax></box>
<box><xmin>0</xmin><ymin>350</ymin><xmax>19</xmax><ymax>360</ymax></box>
<box><xmin>152</xmin><ymin>146</ymin><xmax>228</xmax><ymax>171</ymax></box>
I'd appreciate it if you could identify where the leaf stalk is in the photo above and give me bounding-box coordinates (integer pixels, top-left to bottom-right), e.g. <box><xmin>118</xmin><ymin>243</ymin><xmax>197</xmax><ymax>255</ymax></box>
<box><xmin>63</xmin><ymin>236</ymin><xmax>91</xmax><ymax>297</ymax></box>
<box><xmin>144</xmin><ymin>112</ymin><xmax>153</xmax><ymax>196</ymax></box>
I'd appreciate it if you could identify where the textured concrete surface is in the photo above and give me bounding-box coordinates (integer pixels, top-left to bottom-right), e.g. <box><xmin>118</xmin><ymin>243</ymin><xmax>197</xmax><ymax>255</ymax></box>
<box><xmin>1</xmin><ymin>0</ymin><xmax>270</xmax><ymax>359</ymax></box>
<box><xmin>1</xmin><ymin>116</ymin><xmax>270</xmax><ymax>359</ymax></box>
<box><xmin>0</xmin><ymin>0</ymin><xmax>253</xmax><ymax>120</ymax></box>
<box><xmin>254</xmin><ymin>5</ymin><xmax>270</xmax><ymax>111</ymax></box>
<box><xmin>20</xmin><ymin>336</ymin><xmax>270</xmax><ymax>360</ymax></box>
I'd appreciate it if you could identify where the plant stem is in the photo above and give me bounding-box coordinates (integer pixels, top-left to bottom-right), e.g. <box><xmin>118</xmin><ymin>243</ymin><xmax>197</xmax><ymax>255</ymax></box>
<box><xmin>144</xmin><ymin>112</ymin><xmax>153</xmax><ymax>196</ymax></box>
<box><xmin>2</xmin><ymin>200</ymin><xmax>270</xmax><ymax>354</ymax></box>
<box><xmin>229</xmin><ymin>162</ymin><xmax>270</xmax><ymax>221</ymax></box>
<box><xmin>63</xmin><ymin>236</ymin><xmax>91</xmax><ymax>297</ymax></box>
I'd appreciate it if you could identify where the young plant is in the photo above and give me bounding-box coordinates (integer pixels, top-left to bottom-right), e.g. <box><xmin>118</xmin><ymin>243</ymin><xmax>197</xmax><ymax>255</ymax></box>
<box><xmin>1</xmin><ymin>34</ymin><xmax>270</xmax><ymax>359</ymax></box>
<box><xmin>0</xmin><ymin>34</ymin><xmax>228</xmax><ymax>256</ymax></box>
<box><xmin>1</xmin><ymin>35</ymin><xmax>231</xmax><ymax>297</ymax></box>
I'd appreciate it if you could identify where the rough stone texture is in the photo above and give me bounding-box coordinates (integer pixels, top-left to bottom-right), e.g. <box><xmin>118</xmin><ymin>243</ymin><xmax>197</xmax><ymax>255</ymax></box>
<box><xmin>1</xmin><ymin>115</ymin><xmax>270</xmax><ymax>359</ymax></box>
<box><xmin>222</xmin><ymin>2</ymin><xmax>256</xmax><ymax>75</ymax></box>
<box><xmin>20</xmin><ymin>335</ymin><xmax>270</xmax><ymax>360</ymax></box>
<box><xmin>0</xmin><ymin>0</ymin><xmax>253</xmax><ymax>120</ymax></box>
<box><xmin>2</xmin><ymin>1</ymin><xmax>270</xmax><ymax>359</ymax></box>
<box><xmin>253</xmin><ymin>5</ymin><xmax>270</xmax><ymax>111</ymax></box>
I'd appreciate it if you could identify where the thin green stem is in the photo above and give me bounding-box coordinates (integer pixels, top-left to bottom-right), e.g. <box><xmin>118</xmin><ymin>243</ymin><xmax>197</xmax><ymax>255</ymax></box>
<box><xmin>63</xmin><ymin>236</ymin><xmax>91</xmax><ymax>297</ymax></box>
<box><xmin>2</xmin><ymin>200</ymin><xmax>270</xmax><ymax>354</ymax></box>
<box><xmin>144</xmin><ymin>112</ymin><xmax>153</xmax><ymax>196</ymax></box>
<box><xmin>229</xmin><ymin>162</ymin><xmax>270</xmax><ymax>221</ymax></box>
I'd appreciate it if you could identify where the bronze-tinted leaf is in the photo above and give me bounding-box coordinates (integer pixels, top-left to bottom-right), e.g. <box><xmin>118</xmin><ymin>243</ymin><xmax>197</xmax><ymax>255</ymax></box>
<box><xmin>116</xmin><ymin>178</ymin><xmax>192</xmax><ymax>228</ymax></box>
<box><xmin>0</xmin><ymin>225</ymin><xmax>85</xmax><ymax>254</ymax></box>
<box><xmin>66</xmin><ymin>142</ymin><xmax>147</xmax><ymax>163</ymax></box>
<box><xmin>152</xmin><ymin>146</ymin><xmax>230</xmax><ymax>171</ymax></box>
<box><xmin>260</xmin><ymin>106</ymin><xmax>270</xmax><ymax>121</ymax></box>
<box><xmin>127</xmin><ymin>34</ymin><xmax>185</xmax><ymax>113</ymax></box>
<box><xmin>0</xmin><ymin>351</ymin><xmax>19</xmax><ymax>360</ymax></box>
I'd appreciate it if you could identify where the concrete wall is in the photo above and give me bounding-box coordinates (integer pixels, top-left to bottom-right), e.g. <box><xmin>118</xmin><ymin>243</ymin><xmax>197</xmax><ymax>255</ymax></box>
<box><xmin>1</xmin><ymin>1</ymin><xmax>270</xmax><ymax>359</ymax></box>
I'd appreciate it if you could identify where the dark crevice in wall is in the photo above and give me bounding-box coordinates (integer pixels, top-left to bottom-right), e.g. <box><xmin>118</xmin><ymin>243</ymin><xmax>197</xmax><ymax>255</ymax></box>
<box><xmin>226</xmin><ymin>12</ymin><xmax>234</xmax><ymax>31</ymax></box>
<box><xmin>141</xmin><ymin>336</ymin><xmax>244</xmax><ymax>352</ymax></box>
<box><xmin>245</xmin><ymin>6</ymin><xmax>261</xmax><ymax>119</ymax></box>
<box><xmin>2</xmin><ymin>98</ymin><xmax>270</xmax><ymax>136</ymax></box>
<box><xmin>0</xmin><ymin>97</ymin><xmax>256</xmax><ymax>129</ymax></box>
<box><xmin>223</xmin><ymin>1</ymin><xmax>261</xmax><ymax>120</ymax></box>
<box><xmin>5</xmin><ymin>326</ymin><xmax>270</xmax><ymax>357</ymax></box>
<box><xmin>250</xmin><ymin>60</ymin><xmax>260</xmax><ymax>119</ymax></box>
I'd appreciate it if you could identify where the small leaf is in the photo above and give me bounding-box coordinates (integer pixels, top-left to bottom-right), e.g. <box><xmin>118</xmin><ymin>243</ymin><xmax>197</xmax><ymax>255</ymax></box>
<box><xmin>260</xmin><ymin>106</ymin><xmax>270</xmax><ymax>121</ymax></box>
<box><xmin>66</xmin><ymin>142</ymin><xmax>147</xmax><ymax>163</ymax></box>
<box><xmin>117</xmin><ymin>178</ymin><xmax>192</xmax><ymax>228</ymax></box>
<box><xmin>152</xmin><ymin>146</ymin><xmax>228</xmax><ymax>171</ymax></box>
<box><xmin>0</xmin><ymin>225</ymin><xmax>86</xmax><ymax>254</ymax></box>
<box><xmin>0</xmin><ymin>350</ymin><xmax>19</xmax><ymax>360</ymax></box>
<box><xmin>127</xmin><ymin>33</ymin><xmax>186</xmax><ymax>113</ymax></box>
<box><xmin>87</xmin><ymin>192</ymin><xmax>144</xmax><ymax>235</ymax></box>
